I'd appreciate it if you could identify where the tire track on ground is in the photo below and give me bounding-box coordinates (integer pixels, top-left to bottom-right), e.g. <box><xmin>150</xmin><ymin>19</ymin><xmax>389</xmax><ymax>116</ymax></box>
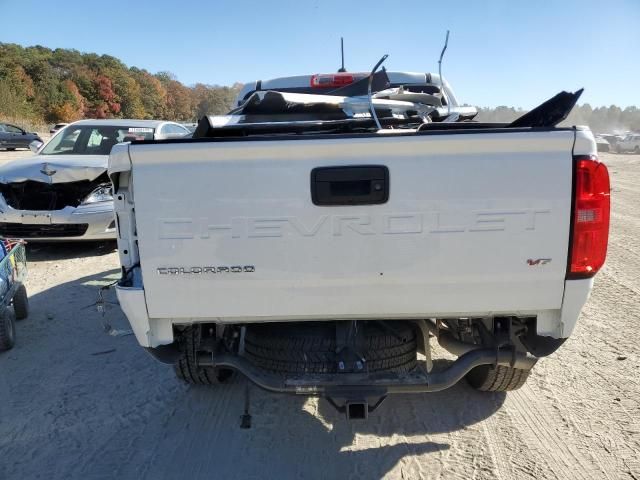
<box><xmin>481</xmin><ymin>413</ymin><xmax>513</xmax><ymax>480</ymax></box>
<box><xmin>505</xmin><ymin>385</ymin><xmax>598</xmax><ymax>480</ymax></box>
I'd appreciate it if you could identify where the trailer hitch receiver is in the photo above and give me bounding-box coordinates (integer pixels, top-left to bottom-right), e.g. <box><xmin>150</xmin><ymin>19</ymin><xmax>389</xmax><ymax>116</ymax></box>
<box><xmin>346</xmin><ymin>402</ymin><xmax>368</xmax><ymax>420</ymax></box>
<box><xmin>325</xmin><ymin>393</ymin><xmax>387</xmax><ymax>420</ymax></box>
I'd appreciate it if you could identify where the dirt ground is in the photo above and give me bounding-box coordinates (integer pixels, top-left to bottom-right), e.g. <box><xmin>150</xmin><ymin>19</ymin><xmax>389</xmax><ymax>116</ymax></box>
<box><xmin>0</xmin><ymin>148</ymin><xmax>638</xmax><ymax>480</ymax></box>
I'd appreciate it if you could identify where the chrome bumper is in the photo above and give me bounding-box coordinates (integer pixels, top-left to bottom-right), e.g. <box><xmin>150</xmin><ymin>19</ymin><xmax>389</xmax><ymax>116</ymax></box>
<box><xmin>0</xmin><ymin>199</ymin><xmax>117</xmax><ymax>241</ymax></box>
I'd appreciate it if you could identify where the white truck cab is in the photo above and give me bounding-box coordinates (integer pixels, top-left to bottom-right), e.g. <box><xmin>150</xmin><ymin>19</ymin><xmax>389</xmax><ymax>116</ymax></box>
<box><xmin>235</xmin><ymin>71</ymin><xmax>459</xmax><ymax>105</ymax></box>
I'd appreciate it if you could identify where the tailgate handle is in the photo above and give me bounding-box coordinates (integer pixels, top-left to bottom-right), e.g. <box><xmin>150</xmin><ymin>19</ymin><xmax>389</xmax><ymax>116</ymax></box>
<box><xmin>311</xmin><ymin>166</ymin><xmax>389</xmax><ymax>206</ymax></box>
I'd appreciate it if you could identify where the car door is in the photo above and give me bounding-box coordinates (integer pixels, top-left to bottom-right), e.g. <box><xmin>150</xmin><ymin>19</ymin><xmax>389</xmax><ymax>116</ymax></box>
<box><xmin>3</xmin><ymin>124</ymin><xmax>27</xmax><ymax>148</ymax></box>
<box><xmin>618</xmin><ymin>136</ymin><xmax>629</xmax><ymax>152</ymax></box>
<box><xmin>170</xmin><ymin>123</ymin><xmax>190</xmax><ymax>138</ymax></box>
<box><xmin>0</xmin><ymin>124</ymin><xmax>10</xmax><ymax>148</ymax></box>
<box><xmin>158</xmin><ymin>123</ymin><xmax>189</xmax><ymax>139</ymax></box>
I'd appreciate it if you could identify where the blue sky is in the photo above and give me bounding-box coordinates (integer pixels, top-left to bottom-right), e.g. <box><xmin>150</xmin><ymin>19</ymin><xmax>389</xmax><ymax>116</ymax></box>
<box><xmin>1</xmin><ymin>0</ymin><xmax>638</xmax><ymax>108</ymax></box>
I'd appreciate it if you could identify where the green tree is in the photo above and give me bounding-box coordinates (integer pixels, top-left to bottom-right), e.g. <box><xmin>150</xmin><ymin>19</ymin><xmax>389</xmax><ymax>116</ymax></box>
<box><xmin>131</xmin><ymin>68</ymin><xmax>167</xmax><ymax>119</ymax></box>
<box><xmin>4</xmin><ymin>41</ymin><xmax>636</xmax><ymax>133</ymax></box>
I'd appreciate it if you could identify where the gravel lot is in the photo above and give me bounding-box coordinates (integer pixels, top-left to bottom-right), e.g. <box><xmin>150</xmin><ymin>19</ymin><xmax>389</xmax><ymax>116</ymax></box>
<box><xmin>0</xmin><ymin>147</ymin><xmax>638</xmax><ymax>480</ymax></box>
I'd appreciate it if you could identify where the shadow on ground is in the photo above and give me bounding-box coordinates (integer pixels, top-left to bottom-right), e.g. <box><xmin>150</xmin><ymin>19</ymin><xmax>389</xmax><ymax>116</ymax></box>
<box><xmin>1</xmin><ymin>267</ymin><xmax>506</xmax><ymax>480</ymax></box>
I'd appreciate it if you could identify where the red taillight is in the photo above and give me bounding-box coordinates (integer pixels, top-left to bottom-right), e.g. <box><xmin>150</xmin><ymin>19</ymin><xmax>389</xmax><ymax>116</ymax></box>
<box><xmin>310</xmin><ymin>73</ymin><xmax>367</xmax><ymax>88</ymax></box>
<box><xmin>568</xmin><ymin>155</ymin><xmax>610</xmax><ymax>278</ymax></box>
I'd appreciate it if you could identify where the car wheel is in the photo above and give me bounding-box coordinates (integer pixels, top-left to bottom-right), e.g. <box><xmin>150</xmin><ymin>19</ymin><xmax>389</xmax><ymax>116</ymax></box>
<box><xmin>174</xmin><ymin>326</ymin><xmax>235</xmax><ymax>385</ymax></box>
<box><xmin>12</xmin><ymin>284</ymin><xmax>29</xmax><ymax>320</ymax></box>
<box><xmin>634</xmin><ymin>146</ymin><xmax>640</xmax><ymax>154</ymax></box>
<box><xmin>466</xmin><ymin>364</ymin><xmax>534</xmax><ymax>391</ymax></box>
<box><xmin>0</xmin><ymin>308</ymin><xmax>16</xmax><ymax>351</ymax></box>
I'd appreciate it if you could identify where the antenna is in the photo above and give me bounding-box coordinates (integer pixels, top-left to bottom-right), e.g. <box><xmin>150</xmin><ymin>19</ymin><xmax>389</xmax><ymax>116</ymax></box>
<box><xmin>438</xmin><ymin>30</ymin><xmax>450</xmax><ymax>116</ymax></box>
<box><xmin>368</xmin><ymin>54</ymin><xmax>389</xmax><ymax>130</ymax></box>
<box><xmin>338</xmin><ymin>37</ymin><xmax>346</xmax><ymax>72</ymax></box>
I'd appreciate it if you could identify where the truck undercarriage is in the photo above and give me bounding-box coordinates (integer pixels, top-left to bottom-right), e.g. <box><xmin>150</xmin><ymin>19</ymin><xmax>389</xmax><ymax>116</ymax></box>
<box><xmin>147</xmin><ymin>317</ymin><xmax>562</xmax><ymax>419</ymax></box>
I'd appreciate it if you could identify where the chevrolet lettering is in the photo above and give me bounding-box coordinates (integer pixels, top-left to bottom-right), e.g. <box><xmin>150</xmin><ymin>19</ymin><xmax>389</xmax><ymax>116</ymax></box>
<box><xmin>157</xmin><ymin>209</ymin><xmax>552</xmax><ymax>240</ymax></box>
<box><xmin>157</xmin><ymin>266</ymin><xmax>255</xmax><ymax>275</ymax></box>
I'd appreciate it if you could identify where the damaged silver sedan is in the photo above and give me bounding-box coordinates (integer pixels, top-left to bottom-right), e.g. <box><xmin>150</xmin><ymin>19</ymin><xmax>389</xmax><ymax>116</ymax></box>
<box><xmin>0</xmin><ymin>119</ymin><xmax>189</xmax><ymax>241</ymax></box>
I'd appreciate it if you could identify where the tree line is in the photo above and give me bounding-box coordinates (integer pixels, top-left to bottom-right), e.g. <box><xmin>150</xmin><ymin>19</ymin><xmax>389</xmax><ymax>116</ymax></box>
<box><xmin>1</xmin><ymin>42</ymin><xmax>638</xmax><ymax>135</ymax></box>
<box><xmin>475</xmin><ymin>104</ymin><xmax>640</xmax><ymax>134</ymax></box>
<box><xmin>0</xmin><ymin>43</ymin><xmax>241</xmax><ymax>127</ymax></box>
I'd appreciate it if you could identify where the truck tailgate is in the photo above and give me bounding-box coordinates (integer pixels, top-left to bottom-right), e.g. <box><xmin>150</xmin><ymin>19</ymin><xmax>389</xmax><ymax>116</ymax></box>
<box><xmin>127</xmin><ymin>130</ymin><xmax>575</xmax><ymax>321</ymax></box>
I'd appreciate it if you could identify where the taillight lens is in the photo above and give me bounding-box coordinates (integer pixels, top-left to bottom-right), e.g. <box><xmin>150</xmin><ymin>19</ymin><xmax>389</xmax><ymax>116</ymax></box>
<box><xmin>310</xmin><ymin>73</ymin><xmax>367</xmax><ymax>88</ymax></box>
<box><xmin>568</xmin><ymin>155</ymin><xmax>610</xmax><ymax>278</ymax></box>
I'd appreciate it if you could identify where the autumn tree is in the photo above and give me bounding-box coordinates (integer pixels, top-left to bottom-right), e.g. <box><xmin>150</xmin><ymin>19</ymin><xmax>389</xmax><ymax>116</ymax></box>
<box><xmin>131</xmin><ymin>68</ymin><xmax>167</xmax><ymax>119</ymax></box>
<box><xmin>4</xmin><ymin>41</ymin><xmax>636</xmax><ymax>134</ymax></box>
<box><xmin>159</xmin><ymin>74</ymin><xmax>194</xmax><ymax>121</ymax></box>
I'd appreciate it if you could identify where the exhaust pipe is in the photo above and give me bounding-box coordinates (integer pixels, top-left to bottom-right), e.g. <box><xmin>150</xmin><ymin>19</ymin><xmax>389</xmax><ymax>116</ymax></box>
<box><xmin>420</xmin><ymin>319</ymin><xmax>474</xmax><ymax>356</ymax></box>
<box><xmin>437</xmin><ymin>331</ymin><xmax>480</xmax><ymax>357</ymax></box>
<box><xmin>420</xmin><ymin>319</ymin><xmax>537</xmax><ymax>370</ymax></box>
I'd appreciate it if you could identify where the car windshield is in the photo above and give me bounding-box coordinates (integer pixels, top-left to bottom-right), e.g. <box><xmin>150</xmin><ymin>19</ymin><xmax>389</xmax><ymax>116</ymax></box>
<box><xmin>40</xmin><ymin>125</ymin><xmax>155</xmax><ymax>155</ymax></box>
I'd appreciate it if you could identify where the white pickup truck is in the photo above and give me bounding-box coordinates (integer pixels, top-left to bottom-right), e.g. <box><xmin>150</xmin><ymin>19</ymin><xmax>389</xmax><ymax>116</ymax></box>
<box><xmin>109</xmin><ymin>71</ymin><xmax>610</xmax><ymax>419</ymax></box>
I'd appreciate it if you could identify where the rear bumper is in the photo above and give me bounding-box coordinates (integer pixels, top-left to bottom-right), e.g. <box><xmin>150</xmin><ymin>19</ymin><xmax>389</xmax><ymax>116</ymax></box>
<box><xmin>116</xmin><ymin>276</ymin><xmax>594</xmax><ymax>349</ymax></box>
<box><xmin>0</xmin><ymin>200</ymin><xmax>116</xmax><ymax>241</ymax></box>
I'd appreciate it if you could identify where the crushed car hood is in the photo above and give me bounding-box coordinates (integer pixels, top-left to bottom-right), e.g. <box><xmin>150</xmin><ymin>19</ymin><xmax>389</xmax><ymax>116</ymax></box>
<box><xmin>0</xmin><ymin>154</ymin><xmax>107</xmax><ymax>184</ymax></box>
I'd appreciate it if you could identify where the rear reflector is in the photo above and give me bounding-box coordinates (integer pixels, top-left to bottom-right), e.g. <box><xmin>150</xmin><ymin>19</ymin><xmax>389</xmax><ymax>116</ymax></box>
<box><xmin>568</xmin><ymin>155</ymin><xmax>610</xmax><ymax>279</ymax></box>
<box><xmin>310</xmin><ymin>73</ymin><xmax>367</xmax><ymax>88</ymax></box>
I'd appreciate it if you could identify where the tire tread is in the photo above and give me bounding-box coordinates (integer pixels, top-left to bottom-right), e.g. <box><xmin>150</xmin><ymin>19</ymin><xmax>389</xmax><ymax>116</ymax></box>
<box><xmin>174</xmin><ymin>327</ymin><xmax>232</xmax><ymax>385</ymax></box>
<box><xmin>13</xmin><ymin>284</ymin><xmax>29</xmax><ymax>320</ymax></box>
<box><xmin>0</xmin><ymin>309</ymin><xmax>16</xmax><ymax>351</ymax></box>
<box><xmin>244</xmin><ymin>322</ymin><xmax>417</xmax><ymax>374</ymax></box>
<box><xmin>466</xmin><ymin>364</ymin><xmax>532</xmax><ymax>391</ymax></box>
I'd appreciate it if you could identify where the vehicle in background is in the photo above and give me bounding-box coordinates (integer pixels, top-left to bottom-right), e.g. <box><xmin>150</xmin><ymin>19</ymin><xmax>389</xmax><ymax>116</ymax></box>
<box><xmin>595</xmin><ymin>135</ymin><xmax>610</xmax><ymax>152</ymax></box>
<box><xmin>0</xmin><ymin>119</ymin><xmax>190</xmax><ymax>241</ymax></box>
<box><xmin>0</xmin><ymin>123</ymin><xmax>43</xmax><ymax>151</ymax></box>
<box><xmin>49</xmin><ymin>123</ymin><xmax>69</xmax><ymax>135</ymax></box>
<box><xmin>233</xmin><ymin>71</ymin><xmax>477</xmax><ymax>120</ymax></box>
<box><xmin>615</xmin><ymin>133</ymin><xmax>640</xmax><ymax>154</ymax></box>
<box><xmin>181</xmin><ymin>122</ymin><xmax>198</xmax><ymax>133</ymax></box>
<box><xmin>0</xmin><ymin>241</ymin><xmax>29</xmax><ymax>351</ymax></box>
<box><xmin>599</xmin><ymin>134</ymin><xmax>622</xmax><ymax>151</ymax></box>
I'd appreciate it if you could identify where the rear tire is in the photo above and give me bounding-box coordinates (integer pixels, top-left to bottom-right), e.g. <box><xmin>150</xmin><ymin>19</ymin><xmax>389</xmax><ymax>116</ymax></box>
<box><xmin>174</xmin><ymin>326</ymin><xmax>234</xmax><ymax>385</ymax></box>
<box><xmin>466</xmin><ymin>364</ymin><xmax>533</xmax><ymax>391</ymax></box>
<box><xmin>12</xmin><ymin>284</ymin><xmax>29</xmax><ymax>320</ymax></box>
<box><xmin>634</xmin><ymin>146</ymin><xmax>640</xmax><ymax>154</ymax></box>
<box><xmin>244</xmin><ymin>321</ymin><xmax>418</xmax><ymax>374</ymax></box>
<box><xmin>0</xmin><ymin>308</ymin><xmax>16</xmax><ymax>351</ymax></box>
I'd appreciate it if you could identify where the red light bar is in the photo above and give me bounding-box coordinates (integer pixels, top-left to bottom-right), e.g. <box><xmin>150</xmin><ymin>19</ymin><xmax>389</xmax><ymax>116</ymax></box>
<box><xmin>310</xmin><ymin>73</ymin><xmax>368</xmax><ymax>88</ymax></box>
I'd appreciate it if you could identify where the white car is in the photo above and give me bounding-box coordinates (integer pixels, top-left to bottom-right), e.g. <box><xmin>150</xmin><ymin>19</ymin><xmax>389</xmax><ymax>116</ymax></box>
<box><xmin>616</xmin><ymin>133</ymin><xmax>640</xmax><ymax>153</ymax></box>
<box><xmin>0</xmin><ymin>119</ymin><xmax>190</xmax><ymax>241</ymax></box>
